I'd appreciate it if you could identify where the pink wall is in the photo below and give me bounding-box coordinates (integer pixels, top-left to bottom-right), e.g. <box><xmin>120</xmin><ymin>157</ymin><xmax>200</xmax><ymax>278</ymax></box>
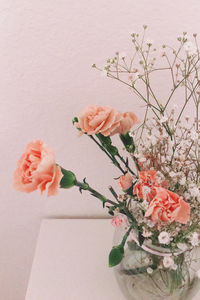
<box><xmin>1</xmin><ymin>0</ymin><xmax>200</xmax><ymax>299</ymax></box>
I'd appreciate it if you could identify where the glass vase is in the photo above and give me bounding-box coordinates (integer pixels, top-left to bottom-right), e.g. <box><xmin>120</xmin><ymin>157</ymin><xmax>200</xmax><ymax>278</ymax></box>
<box><xmin>113</xmin><ymin>226</ymin><xmax>200</xmax><ymax>300</ymax></box>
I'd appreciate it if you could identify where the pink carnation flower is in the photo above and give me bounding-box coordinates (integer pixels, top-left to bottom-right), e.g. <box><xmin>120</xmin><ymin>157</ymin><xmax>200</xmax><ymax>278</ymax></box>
<box><xmin>134</xmin><ymin>170</ymin><xmax>159</xmax><ymax>202</ymax></box>
<box><xmin>76</xmin><ymin>105</ymin><xmax>139</xmax><ymax>136</ymax></box>
<box><xmin>145</xmin><ymin>187</ymin><xmax>190</xmax><ymax>224</ymax></box>
<box><xmin>76</xmin><ymin>105</ymin><xmax>122</xmax><ymax>136</ymax></box>
<box><xmin>13</xmin><ymin>140</ymin><xmax>63</xmax><ymax>196</ymax></box>
<box><xmin>117</xmin><ymin>112</ymin><xmax>139</xmax><ymax>134</ymax></box>
<box><xmin>118</xmin><ymin>173</ymin><xmax>133</xmax><ymax>190</ymax></box>
<box><xmin>111</xmin><ymin>215</ymin><xmax>127</xmax><ymax>227</ymax></box>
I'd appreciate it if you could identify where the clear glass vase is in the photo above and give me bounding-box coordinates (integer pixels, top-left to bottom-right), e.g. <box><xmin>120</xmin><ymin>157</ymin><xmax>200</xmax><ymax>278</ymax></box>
<box><xmin>113</xmin><ymin>226</ymin><xmax>200</xmax><ymax>300</ymax></box>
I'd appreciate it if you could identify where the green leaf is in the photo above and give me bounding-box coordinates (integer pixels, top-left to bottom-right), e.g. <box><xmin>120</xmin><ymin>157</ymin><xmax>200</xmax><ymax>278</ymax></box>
<box><xmin>108</xmin><ymin>210</ymin><xmax>114</xmax><ymax>216</ymax></box>
<box><xmin>60</xmin><ymin>168</ymin><xmax>76</xmax><ymax>189</ymax></box>
<box><xmin>138</xmin><ymin>231</ymin><xmax>145</xmax><ymax>246</ymax></box>
<box><xmin>105</xmin><ymin>144</ymin><xmax>118</xmax><ymax>156</ymax></box>
<box><xmin>120</xmin><ymin>132</ymin><xmax>135</xmax><ymax>153</ymax></box>
<box><xmin>96</xmin><ymin>133</ymin><xmax>119</xmax><ymax>156</ymax></box>
<box><xmin>96</xmin><ymin>133</ymin><xmax>118</xmax><ymax>156</ymax></box>
<box><xmin>109</xmin><ymin>246</ymin><xmax>124</xmax><ymax>267</ymax></box>
<box><xmin>96</xmin><ymin>133</ymin><xmax>111</xmax><ymax>145</ymax></box>
<box><xmin>72</xmin><ymin>117</ymin><xmax>78</xmax><ymax>124</ymax></box>
<box><xmin>72</xmin><ymin>117</ymin><xmax>82</xmax><ymax>131</ymax></box>
<box><xmin>124</xmin><ymin>184</ymin><xmax>134</xmax><ymax>195</ymax></box>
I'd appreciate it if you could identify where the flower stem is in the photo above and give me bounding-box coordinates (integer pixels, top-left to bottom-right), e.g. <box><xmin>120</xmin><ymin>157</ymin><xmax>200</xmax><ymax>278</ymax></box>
<box><xmin>88</xmin><ymin>135</ymin><xmax>126</xmax><ymax>175</ymax></box>
<box><xmin>121</xmin><ymin>224</ymin><xmax>134</xmax><ymax>247</ymax></box>
<box><xmin>75</xmin><ymin>180</ymin><xmax>118</xmax><ymax>207</ymax></box>
<box><xmin>116</xmin><ymin>153</ymin><xmax>137</xmax><ymax>176</ymax></box>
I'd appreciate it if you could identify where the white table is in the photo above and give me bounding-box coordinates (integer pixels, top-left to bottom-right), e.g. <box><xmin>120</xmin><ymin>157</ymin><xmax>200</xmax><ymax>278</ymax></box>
<box><xmin>25</xmin><ymin>219</ymin><xmax>123</xmax><ymax>300</ymax></box>
<box><xmin>25</xmin><ymin>219</ymin><xmax>200</xmax><ymax>300</ymax></box>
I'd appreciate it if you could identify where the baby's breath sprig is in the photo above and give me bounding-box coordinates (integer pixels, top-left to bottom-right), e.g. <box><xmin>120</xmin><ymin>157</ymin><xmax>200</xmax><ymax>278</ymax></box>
<box><xmin>94</xmin><ymin>27</ymin><xmax>200</xmax><ymax>142</ymax></box>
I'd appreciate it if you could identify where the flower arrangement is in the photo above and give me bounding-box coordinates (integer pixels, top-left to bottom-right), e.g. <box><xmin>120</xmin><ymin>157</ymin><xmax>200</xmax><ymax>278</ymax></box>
<box><xmin>14</xmin><ymin>26</ymin><xmax>200</xmax><ymax>298</ymax></box>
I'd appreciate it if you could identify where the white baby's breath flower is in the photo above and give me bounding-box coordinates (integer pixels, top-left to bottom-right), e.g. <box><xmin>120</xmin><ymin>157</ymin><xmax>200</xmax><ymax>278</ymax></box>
<box><xmin>141</xmin><ymin>199</ymin><xmax>149</xmax><ymax>210</ymax></box>
<box><xmin>156</xmin><ymin>171</ymin><xmax>165</xmax><ymax>184</ymax></box>
<box><xmin>134</xmin><ymin>153</ymin><xmax>139</xmax><ymax>159</ymax></box>
<box><xmin>165</xmin><ymin>166</ymin><xmax>170</xmax><ymax>173</ymax></box>
<box><xmin>177</xmin><ymin>33</ymin><xmax>187</xmax><ymax>40</ymax></box>
<box><xmin>184</xmin><ymin>192</ymin><xmax>190</xmax><ymax>200</ymax></box>
<box><xmin>147</xmin><ymin>267</ymin><xmax>153</xmax><ymax>274</ymax></box>
<box><xmin>139</xmin><ymin>157</ymin><xmax>146</xmax><ymax>163</ymax></box>
<box><xmin>130</xmin><ymin>200</ymin><xmax>138</xmax><ymax>210</ymax></box>
<box><xmin>119</xmin><ymin>52</ymin><xmax>127</xmax><ymax>59</ymax></box>
<box><xmin>151</xmin><ymin>136</ymin><xmax>157</xmax><ymax>146</ymax></box>
<box><xmin>179</xmin><ymin>176</ymin><xmax>186</xmax><ymax>185</ymax></box>
<box><xmin>129</xmin><ymin>131</ymin><xmax>134</xmax><ymax>138</ymax></box>
<box><xmin>144</xmin><ymin>257</ymin><xmax>150</xmax><ymax>264</ymax></box>
<box><xmin>145</xmin><ymin>39</ymin><xmax>154</xmax><ymax>46</ymax></box>
<box><xmin>172</xmin><ymin>264</ymin><xmax>178</xmax><ymax>271</ymax></box>
<box><xmin>145</xmin><ymin>140</ymin><xmax>152</xmax><ymax>148</ymax></box>
<box><xmin>189</xmin><ymin>184</ymin><xmax>199</xmax><ymax>197</ymax></box>
<box><xmin>163</xmin><ymin>256</ymin><xmax>175</xmax><ymax>269</ymax></box>
<box><xmin>142</xmin><ymin>227</ymin><xmax>152</xmax><ymax>238</ymax></box>
<box><xmin>145</xmin><ymin>219</ymin><xmax>155</xmax><ymax>228</ymax></box>
<box><xmin>179</xmin><ymin>155</ymin><xmax>185</xmax><ymax>161</ymax></box>
<box><xmin>160</xmin><ymin>116</ymin><xmax>168</xmax><ymax>123</ymax></box>
<box><xmin>158</xmin><ymin>232</ymin><xmax>171</xmax><ymax>245</ymax></box>
<box><xmin>177</xmin><ymin>242</ymin><xmax>188</xmax><ymax>251</ymax></box>
<box><xmin>184</xmin><ymin>41</ymin><xmax>197</xmax><ymax>56</ymax></box>
<box><xmin>190</xmin><ymin>129</ymin><xmax>199</xmax><ymax>141</ymax></box>
<box><xmin>133</xmin><ymin>72</ymin><xmax>140</xmax><ymax>80</ymax></box>
<box><xmin>169</xmin><ymin>171</ymin><xmax>176</xmax><ymax>178</ymax></box>
<box><xmin>189</xmin><ymin>232</ymin><xmax>200</xmax><ymax>246</ymax></box>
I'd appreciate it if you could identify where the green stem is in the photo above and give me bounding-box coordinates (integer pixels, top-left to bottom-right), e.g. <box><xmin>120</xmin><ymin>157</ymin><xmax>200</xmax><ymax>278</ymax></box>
<box><xmin>75</xmin><ymin>180</ymin><xmax>137</xmax><ymax>226</ymax></box>
<box><xmin>75</xmin><ymin>180</ymin><xmax>118</xmax><ymax>207</ymax></box>
<box><xmin>116</xmin><ymin>153</ymin><xmax>136</xmax><ymax>176</ymax></box>
<box><xmin>123</xmin><ymin>264</ymin><xmax>157</xmax><ymax>275</ymax></box>
<box><xmin>108</xmin><ymin>185</ymin><xmax>119</xmax><ymax>202</ymax></box>
<box><xmin>121</xmin><ymin>224</ymin><xmax>134</xmax><ymax>247</ymax></box>
<box><xmin>133</xmin><ymin>156</ymin><xmax>141</xmax><ymax>171</ymax></box>
<box><xmin>89</xmin><ymin>135</ymin><xmax>126</xmax><ymax>175</ymax></box>
<box><xmin>120</xmin><ymin>204</ymin><xmax>137</xmax><ymax>226</ymax></box>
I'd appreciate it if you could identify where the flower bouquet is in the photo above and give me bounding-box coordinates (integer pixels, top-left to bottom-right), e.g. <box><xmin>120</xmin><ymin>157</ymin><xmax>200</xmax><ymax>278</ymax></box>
<box><xmin>14</xmin><ymin>27</ymin><xmax>200</xmax><ymax>299</ymax></box>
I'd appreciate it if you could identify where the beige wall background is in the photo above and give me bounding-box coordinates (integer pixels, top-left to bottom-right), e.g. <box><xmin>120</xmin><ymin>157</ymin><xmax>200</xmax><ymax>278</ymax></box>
<box><xmin>1</xmin><ymin>0</ymin><xmax>200</xmax><ymax>299</ymax></box>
